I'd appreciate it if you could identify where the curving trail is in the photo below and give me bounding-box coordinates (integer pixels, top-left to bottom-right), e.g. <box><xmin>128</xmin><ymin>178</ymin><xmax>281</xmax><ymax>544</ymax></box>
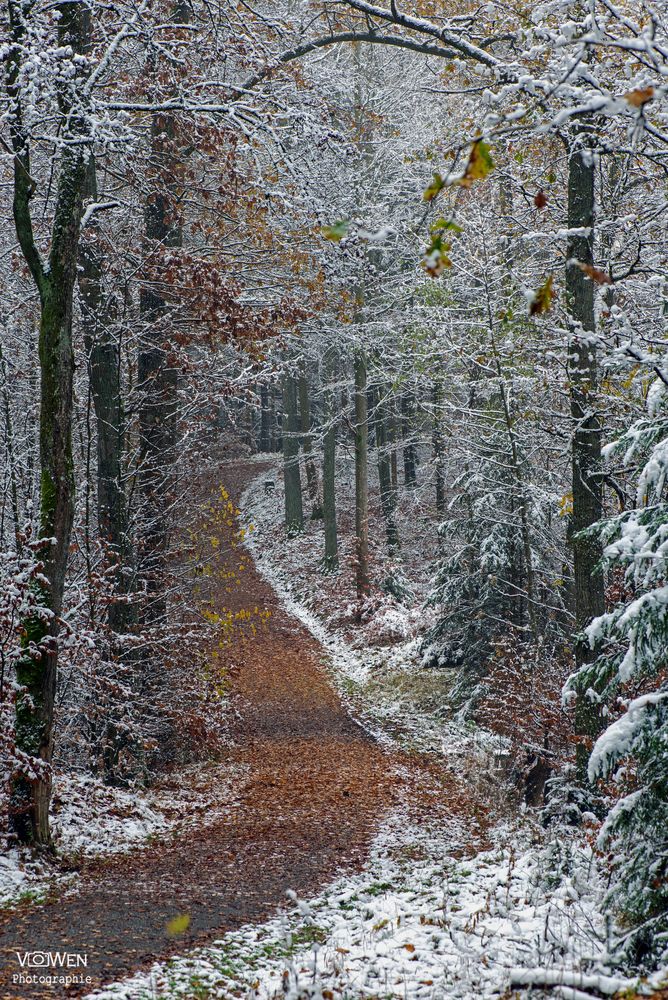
<box><xmin>0</xmin><ymin>460</ymin><xmax>399</xmax><ymax>999</ymax></box>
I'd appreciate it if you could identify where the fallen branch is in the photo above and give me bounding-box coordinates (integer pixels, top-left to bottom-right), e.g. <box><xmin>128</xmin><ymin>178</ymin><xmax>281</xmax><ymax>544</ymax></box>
<box><xmin>509</xmin><ymin>969</ymin><xmax>644</xmax><ymax>997</ymax></box>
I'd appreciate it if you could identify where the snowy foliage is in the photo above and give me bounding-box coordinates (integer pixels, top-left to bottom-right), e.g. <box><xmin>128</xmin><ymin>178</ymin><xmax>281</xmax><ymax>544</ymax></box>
<box><xmin>568</xmin><ymin>374</ymin><xmax>668</xmax><ymax>966</ymax></box>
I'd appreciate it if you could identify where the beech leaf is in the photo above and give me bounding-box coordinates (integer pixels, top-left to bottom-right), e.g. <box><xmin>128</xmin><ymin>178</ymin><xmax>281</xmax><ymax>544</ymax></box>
<box><xmin>321</xmin><ymin>220</ymin><xmax>350</xmax><ymax>242</ymax></box>
<box><xmin>624</xmin><ymin>86</ymin><xmax>654</xmax><ymax>107</ymax></box>
<box><xmin>577</xmin><ymin>262</ymin><xmax>612</xmax><ymax>285</ymax></box>
<box><xmin>460</xmin><ymin>140</ymin><xmax>495</xmax><ymax>188</ymax></box>
<box><xmin>529</xmin><ymin>275</ymin><xmax>554</xmax><ymax>316</ymax></box>
<box><xmin>423</xmin><ymin>172</ymin><xmax>446</xmax><ymax>202</ymax></box>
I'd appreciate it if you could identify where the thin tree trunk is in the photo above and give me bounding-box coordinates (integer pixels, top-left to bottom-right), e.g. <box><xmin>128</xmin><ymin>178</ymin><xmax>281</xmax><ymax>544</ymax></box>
<box><xmin>298</xmin><ymin>369</ymin><xmax>322</xmax><ymax>519</ymax></box>
<box><xmin>282</xmin><ymin>371</ymin><xmax>304</xmax><ymax>536</ymax></box>
<box><xmin>322</xmin><ymin>347</ymin><xmax>339</xmax><ymax>571</ymax></box>
<box><xmin>376</xmin><ymin>386</ymin><xmax>400</xmax><ymax>552</ymax></box>
<box><xmin>432</xmin><ymin>380</ymin><xmax>446</xmax><ymax>517</ymax></box>
<box><xmin>354</xmin><ymin>348</ymin><xmax>370</xmax><ymax>602</ymax></box>
<box><xmin>0</xmin><ymin>346</ymin><xmax>22</xmax><ymax>552</ymax></box>
<box><xmin>259</xmin><ymin>382</ymin><xmax>271</xmax><ymax>452</ymax></box>
<box><xmin>402</xmin><ymin>393</ymin><xmax>418</xmax><ymax>488</ymax></box>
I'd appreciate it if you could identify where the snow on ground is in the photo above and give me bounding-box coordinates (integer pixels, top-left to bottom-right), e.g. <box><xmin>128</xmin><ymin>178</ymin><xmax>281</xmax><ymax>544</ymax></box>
<box><xmin>0</xmin><ymin>763</ymin><xmax>242</xmax><ymax>908</ymax></box>
<box><xmin>86</xmin><ymin>810</ymin><xmax>665</xmax><ymax>1000</ymax></box>
<box><xmin>240</xmin><ymin>466</ymin><xmax>506</xmax><ymax>766</ymax></box>
<box><xmin>81</xmin><ymin>464</ymin><xmax>668</xmax><ymax>999</ymax></box>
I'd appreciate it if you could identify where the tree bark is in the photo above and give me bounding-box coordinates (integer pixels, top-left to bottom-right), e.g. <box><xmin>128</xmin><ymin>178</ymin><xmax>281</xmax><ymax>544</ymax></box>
<box><xmin>282</xmin><ymin>371</ymin><xmax>304</xmax><ymax>536</ymax></box>
<box><xmin>322</xmin><ymin>348</ymin><xmax>338</xmax><ymax>571</ymax></box>
<box><xmin>7</xmin><ymin>0</ymin><xmax>89</xmax><ymax>844</ymax></box>
<box><xmin>138</xmin><ymin>113</ymin><xmax>181</xmax><ymax>623</ymax></box>
<box><xmin>432</xmin><ymin>380</ymin><xmax>446</xmax><ymax>517</ymax></box>
<box><xmin>259</xmin><ymin>382</ymin><xmax>271</xmax><ymax>452</ymax></box>
<box><xmin>298</xmin><ymin>369</ymin><xmax>323</xmax><ymax>519</ymax></box>
<box><xmin>402</xmin><ymin>393</ymin><xmax>418</xmax><ymax>488</ymax></box>
<box><xmin>566</xmin><ymin>128</ymin><xmax>605</xmax><ymax>776</ymax></box>
<box><xmin>79</xmin><ymin>160</ymin><xmax>131</xmax><ymax>633</ymax></box>
<box><xmin>354</xmin><ymin>348</ymin><xmax>370</xmax><ymax>602</ymax></box>
<box><xmin>376</xmin><ymin>386</ymin><xmax>400</xmax><ymax>552</ymax></box>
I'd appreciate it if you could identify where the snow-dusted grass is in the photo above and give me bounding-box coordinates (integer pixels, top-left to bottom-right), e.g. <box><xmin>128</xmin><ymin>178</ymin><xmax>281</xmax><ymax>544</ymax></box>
<box><xmin>0</xmin><ymin>763</ymin><xmax>241</xmax><ymax>909</ymax></box>
<box><xmin>240</xmin><ymin>466</ymin><xmax>504</xmax><ymax>765</ymax></box>
<box><xmin>78</xmin><ymin>463</ymin><xmax>668</xmax><ymax>999</ymax></box>
<box><xmin>86</xmin><ymin>811</ymin><xmax>667</xmax><ymax>1000</ymax></box>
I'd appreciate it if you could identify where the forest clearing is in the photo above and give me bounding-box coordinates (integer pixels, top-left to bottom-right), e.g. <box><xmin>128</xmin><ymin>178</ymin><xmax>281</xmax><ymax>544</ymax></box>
<box><xmin>1</xmin><ymin>0</ymin><xmax>668</xmax><ymax>995</ymax></box>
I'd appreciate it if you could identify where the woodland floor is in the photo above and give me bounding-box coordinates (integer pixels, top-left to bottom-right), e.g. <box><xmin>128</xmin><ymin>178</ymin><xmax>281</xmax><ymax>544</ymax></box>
<box><xmin>0</xmin><ymin>460</ymin><xmax>484</xmax><ymax>1000</ymax></box>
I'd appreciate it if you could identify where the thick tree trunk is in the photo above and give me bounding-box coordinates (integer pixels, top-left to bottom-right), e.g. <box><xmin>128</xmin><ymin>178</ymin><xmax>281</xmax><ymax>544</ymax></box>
<box><xmin>79</xmin><ymin>160</ymin><xmax>130</xmax><ymax>633</ymax></box>
<box><xmin>354</xmin><ymin>349</ymin><xmax>370</xmax><ymax>602</ymax></box>
<box><xmin>138</xmin><ymin>114</ymin><xmax>181</xmax><ymax>623</ymax></box>
<box><xmin>8</xmin><ymin>0</ymin><xmax>88</xmax><ymax>844</ymax></box>
<box><xmin>282</xmin><ymin>371</ymin><xmax>304</xmax><ymax>536</ymax></box>
<box><xmin>566</xmin><ymin>129</ymin><xmax>605</xmax><ymax>775</ymax></box>
<box><xmin>322</xmin><ymin>348</ymin><xmax>338</xmax><ymax>571</ymax></box>
<box><xmin>298</xmin><ymin>369</ymin><xmax>323</xmax><ymax>519</ymax></box>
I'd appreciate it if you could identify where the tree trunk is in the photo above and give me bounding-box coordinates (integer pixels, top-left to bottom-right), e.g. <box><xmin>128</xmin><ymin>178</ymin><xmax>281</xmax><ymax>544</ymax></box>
<box><xmin>259</xmin><ymin>382</ymin><xmax>271</xmax><ymax>452</ymax></box>
<box><xmin>432</xmin><ymin>380</ymin><xmax>446</xmax><ymax>517</ymax></box>
<box><xmin>376</xmin><ymin>387</ymin><xmax>400</xmax><ymax>552</ymax></box>
<box><xmin>354</xmin><ymin>349</ymin><xmax>370</xmax><ymax>602</ymax></box>
<box><xmin>298</xmin><ymin>369</ymin><xmax>322</xmax><ymax>519</ymax></box>
<box><xmin>79</xmin><ymin>159</ymin><xmax>130</xmax><ymax>633</ymax></box>
<box><xmin>138</xmin><ymin>113</ymin><xmax>181</xmax><ymax>623</ymax></box>
<box><xmin>0</xmin><ymin>347</ymin><xmax>22</xmax><ymax>551</ymax></box>
<box><xmin>282</xmin><ymin>371</ymin><xmax>304</xmax><ymax>536</ymax></box>
<box><xmin>8</xmin><ymin>0</ymin><xmax>89</xmax><ymax>845</ymax></box>
<box><xmin>566</xmin><ymin>129</ymin><xmax>605</xmax><ymax>776</ymax></box>
<box><xmin>402</xmin><ymin>393</ymin><xmax>418</xmax><ymax>488</ymax></box>
<box><xmin>322</xmin><ymin>348</ymin><xmax>338</xmax><ymax>571</ymax></box>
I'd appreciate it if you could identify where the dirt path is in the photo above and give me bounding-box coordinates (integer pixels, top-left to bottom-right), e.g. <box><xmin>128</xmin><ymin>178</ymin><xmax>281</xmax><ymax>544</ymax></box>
<box><xmin>0</xmin><ymin>461</ymin><xmax>400</xmax><ymax>999</ymax></box>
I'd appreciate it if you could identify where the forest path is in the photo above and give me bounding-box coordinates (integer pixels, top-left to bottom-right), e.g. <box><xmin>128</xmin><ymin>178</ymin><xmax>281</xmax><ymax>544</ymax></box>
<box><xmin>0</xmin><ymin>459</ymin><xmax>405</xmax><ymax>999</ymax></box>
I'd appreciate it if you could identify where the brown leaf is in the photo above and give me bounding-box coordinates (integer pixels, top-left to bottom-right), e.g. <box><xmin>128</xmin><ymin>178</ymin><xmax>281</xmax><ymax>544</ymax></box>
<box><xmin>577</xmin><ymin>262</ymin><xmax>612</xmax><ymax>285</ymax></box>
<box><xmin>534</xmin><ymin>189</ymin><xmax>548</xmax><ymax>209</ymax></box>
<box><xmin>624</xmin><ymin>86</ymin><xmax>654</xmax><ymax>107</ymax></box>
<box><xmin>530</xmin><ymin>275</ymin><xmax>554</xmax><ymax>316</ymax></box>
<box><xmin>403</xmin><ymin>943</ymin><xmax>416</xmax><ymax>952</ymax></box>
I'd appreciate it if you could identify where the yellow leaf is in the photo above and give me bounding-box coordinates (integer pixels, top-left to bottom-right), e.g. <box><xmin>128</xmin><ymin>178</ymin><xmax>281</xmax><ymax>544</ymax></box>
<box><xmin>166</xmin><ymin>913</ymin><xmax>191</xmax><ymax>937</ymax></box>
<box><xmin>459</xmin><ymin>140</ymin><xmax>494</xmax><ymax>188</ymax></box>
<box><xmin>321</xmin><ymin>220</ymin><xmax>350</xmax><ymax>242</ymax></box>
<box><xmin>529</xmin><ymin>275</ymin><xmax>554</xmax><ymax>316</ymax></box>
<box><xmin>423</xmin><ymin>172</ymin><xmax>445</xmax><ymax>202</ymax></box>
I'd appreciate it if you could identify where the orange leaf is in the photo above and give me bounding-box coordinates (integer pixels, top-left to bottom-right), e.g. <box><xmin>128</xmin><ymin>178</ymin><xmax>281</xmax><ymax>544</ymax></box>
<box><xmin>624</xmin><ymin>86</ymin><xmax>654</xmax><ymax>107</ymax></box>
<box><xmin>577</xmin><ymin>262</ymin><xmax>612</xmax><ymax>285</ymax></box>
<box><xmin>403</xmin><ymin>943</ymin><xmax>416</xmax><ymax>952</ymax></box>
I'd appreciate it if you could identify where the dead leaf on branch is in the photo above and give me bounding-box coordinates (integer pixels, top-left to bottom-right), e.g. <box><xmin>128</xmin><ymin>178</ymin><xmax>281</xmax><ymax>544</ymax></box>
<box><xmin>624</xmin><ymin>86</ymin><xmax>654</xmax><ymax>107</ymax></box>
<box><xmin>576</xmin><ymin>262</ymin><xmax>612</xmax><ymax>285</ymax></box>
<box><xmin>460</xmin><ymin>139</ymin><xmax>495</xmax><ymax>188</ymax></box>
<box><xmin>529</xmin><ymin>275</ymin><xmax>554</xmax><ymax>316</ymax></box>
